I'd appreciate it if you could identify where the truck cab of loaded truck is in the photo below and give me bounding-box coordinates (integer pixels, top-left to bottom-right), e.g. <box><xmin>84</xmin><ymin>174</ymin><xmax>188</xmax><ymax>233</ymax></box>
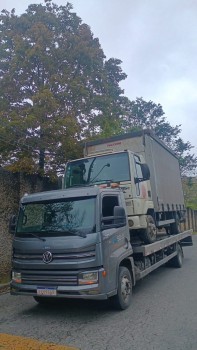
<box><xmin>10</xmin><ymin>187</ymin><xmax>135</xmax><ymax>309</ymax></box>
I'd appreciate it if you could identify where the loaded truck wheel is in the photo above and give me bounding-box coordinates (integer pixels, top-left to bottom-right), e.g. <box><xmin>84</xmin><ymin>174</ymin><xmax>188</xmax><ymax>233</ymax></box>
<box><xmin>170</xmin><ymin>213</ymin><xmax>181</xmax><ymax>235</ymax></box>
<box><xmin>111</xmin><ymin>266</ymin><xmax>132</xmax><ymax>310</ymax></box>
<box><xmin>167</xmin><ymin>244</ymin><xmax>183</xmax><ymax>268</ymax></box>
<box><xmin>140</xmin><ymin>215</ymin><xmax>157</xmax><ymax>244</ymax></box>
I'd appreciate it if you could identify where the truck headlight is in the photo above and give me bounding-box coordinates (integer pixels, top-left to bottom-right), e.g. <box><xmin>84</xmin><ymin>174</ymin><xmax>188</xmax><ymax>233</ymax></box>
<box><xmin>12</xmin><ymin>271</ymin><xmax>21</xmax><ymax>283</ymax></box>
<box><xmin>78</xmin><ymin>272</ymin><xmax>98</xmax><ymax>285</ymax></box>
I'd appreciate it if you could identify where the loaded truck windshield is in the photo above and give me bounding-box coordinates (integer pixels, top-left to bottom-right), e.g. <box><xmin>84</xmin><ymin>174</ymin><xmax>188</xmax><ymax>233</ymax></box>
<box><xmin>64</xmin><ymin>152</ymin><xmax>130</xmax><ymax>188</ymax></box>
<box><xmin>16</xmin><ymin>197</ymin><xmax>96</xmax><ymax>237</ymax></box>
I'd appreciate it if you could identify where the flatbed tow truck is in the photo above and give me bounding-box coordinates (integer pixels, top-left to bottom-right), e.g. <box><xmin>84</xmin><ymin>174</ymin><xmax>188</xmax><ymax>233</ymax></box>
<box><xmin>10</xmin><ymin>187</ymin><xmax>193</xmax><ymax>310</ymax></box>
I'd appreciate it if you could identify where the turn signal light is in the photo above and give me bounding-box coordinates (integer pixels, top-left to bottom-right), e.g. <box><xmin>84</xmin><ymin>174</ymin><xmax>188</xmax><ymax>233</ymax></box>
<box><xmin>99</xmin><ymin>183</ymin><xmax>120</xmax><ymax>189</ymax></box>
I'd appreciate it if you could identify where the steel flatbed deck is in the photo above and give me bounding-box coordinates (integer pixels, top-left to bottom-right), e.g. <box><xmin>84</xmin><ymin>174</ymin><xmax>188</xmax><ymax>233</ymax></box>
<box><xmin>132</xmin><ymin>230</ymin><xmax>193</xmax><ymax>281</ymax></box>
<box><xmin>133</xmin><ymin>230</ymin><xmax>193</xmax><ymax>256</ymax></box>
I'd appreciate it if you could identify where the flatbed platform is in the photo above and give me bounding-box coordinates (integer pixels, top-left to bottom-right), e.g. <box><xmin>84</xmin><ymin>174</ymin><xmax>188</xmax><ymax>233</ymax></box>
<box><xmin>133</xmin><ymin>230</ymin><xmax>193</xmax><ymax>281</ymax></box>
<box><xmin>133</xmin><ymin>230</ymin><xmax>193</xmax><ymax>256</ymax></box>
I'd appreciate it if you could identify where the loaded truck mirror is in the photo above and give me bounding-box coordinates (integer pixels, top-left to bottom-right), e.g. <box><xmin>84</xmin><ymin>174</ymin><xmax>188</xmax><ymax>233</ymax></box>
<box><xmin>9</xmin><ymin>215</ymin><xmax>17</xmax><ymax>234</ymax></box>
<box><xmin>135</xmin><ymin>164</ymin><xmax>150</xmax><ymax>183</ymax></box>
<box><xmin>141</xmin><ymin>163</ymin><xmax>150</xmax><ymax>180</ymax></box>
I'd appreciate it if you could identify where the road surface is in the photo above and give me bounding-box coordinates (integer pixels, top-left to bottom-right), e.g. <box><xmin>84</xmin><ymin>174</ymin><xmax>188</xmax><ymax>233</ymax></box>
<box><xmin>0</xmin><ymin>236</ymin><xmax>197</xmax><ymax>350</ymax></box>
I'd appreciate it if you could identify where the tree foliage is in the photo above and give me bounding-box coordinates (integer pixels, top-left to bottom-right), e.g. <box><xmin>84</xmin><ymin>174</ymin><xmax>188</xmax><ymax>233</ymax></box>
<box><xmin>0</xmin><ymin>2</ymin><xmax>196</xmax><ymax>177</ymax></box>
<box><xmin>100</xmin><ymin>97</ymin><xmax>197</xmax><ymax>176</ymax></box>
<box><xmin>0</xmin><ymin>0</ymin><xmax>126</xmax><ymax>176</ymax></box>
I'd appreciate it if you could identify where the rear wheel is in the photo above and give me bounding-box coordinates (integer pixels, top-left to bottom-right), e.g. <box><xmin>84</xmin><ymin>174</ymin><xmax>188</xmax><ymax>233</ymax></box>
<box><xmin>111</xmin><ymin>266</ymin><xmax>132</xmax><ymax>310</ymax></box>
<box><xmin>167</xmin><ymin>244</ymin><xmax>183</xmax><ymax>268</ymax></box>
<box><xmin>170</xmin><ymin>213</ymin><xmax>181</xmax><ymax>235</ymax></box>
<box><xmin>140</xmin><ymin>215</ymin><xmax>157</xmax><ymax>244</ymax></box>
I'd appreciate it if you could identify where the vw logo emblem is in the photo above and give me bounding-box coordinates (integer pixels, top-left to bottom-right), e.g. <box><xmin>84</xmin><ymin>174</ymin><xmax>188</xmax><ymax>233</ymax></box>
<box><xmin>43</xmin><ymin>251</ymin><xmax>53</xmax><ymax>264</ymax></box>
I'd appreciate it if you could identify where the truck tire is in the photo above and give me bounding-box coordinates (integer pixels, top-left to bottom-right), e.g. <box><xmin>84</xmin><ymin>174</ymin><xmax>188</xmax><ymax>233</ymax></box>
<box><xmin>140</xmin><ymin>215</ymin><xmax>157</xmax><ymax>244</ymax></box>
<box><xmin>167</xmin><ymin>244</ymin><xmax>183</xmax><ymax>268</ymax></box>
<box><xmin>170</xmin><ymin>214</ymin><xmax>180</xmax><ymax>235</ymax></box>
<box><xmin>112</xmin><ymin>266</ymin><xmax>132</xmax><ymax>310</ymax></box>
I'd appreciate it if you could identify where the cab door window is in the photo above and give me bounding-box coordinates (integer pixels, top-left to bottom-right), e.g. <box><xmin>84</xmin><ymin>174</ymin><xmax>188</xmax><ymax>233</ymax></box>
<box><xmin>102</xmin><ymin>195</ymin><xmax>119</xmax><ymax>225</ymax></box>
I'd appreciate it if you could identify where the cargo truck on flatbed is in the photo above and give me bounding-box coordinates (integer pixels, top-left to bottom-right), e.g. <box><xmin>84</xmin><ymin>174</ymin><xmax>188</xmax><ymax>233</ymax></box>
<box><xmin>64</xmin><ymin>130</ymin><xmax>186</xmax><ymax>243</ymax></box>
<box><xmin>10</xmin><ymin>186</ymin><xmax>193</xmax><ymax>310</ymax></box>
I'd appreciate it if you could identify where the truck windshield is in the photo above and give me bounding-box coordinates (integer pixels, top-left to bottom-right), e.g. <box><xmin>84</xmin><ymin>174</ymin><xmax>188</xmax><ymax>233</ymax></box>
<box><xmin>16</xmin><ymin>197</ymin><xmax>96</xmax><ymax>236</ymax></box>
<box><xmin>65</xmin><ymin>152</ymin><xmax>130</xmax><ymax>188</ymax></box>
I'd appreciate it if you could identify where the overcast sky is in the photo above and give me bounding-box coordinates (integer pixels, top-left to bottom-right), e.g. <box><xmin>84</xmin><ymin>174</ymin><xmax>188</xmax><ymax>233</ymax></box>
<box><xmin>1</xmin><ymin>0</ymin><xmax>197</xmax><ymax>154</ymax></box>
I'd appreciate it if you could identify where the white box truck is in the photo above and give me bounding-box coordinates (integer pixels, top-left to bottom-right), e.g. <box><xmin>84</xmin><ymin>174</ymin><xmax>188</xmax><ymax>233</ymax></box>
<box><xmin>64</xmin><ymin>130</ymin><xmax>185</xmax><ymax>243</ymax></box>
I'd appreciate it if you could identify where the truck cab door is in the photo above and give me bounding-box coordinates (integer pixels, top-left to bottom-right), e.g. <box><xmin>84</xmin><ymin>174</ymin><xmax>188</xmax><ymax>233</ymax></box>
<box><xmin>133</xmin><ymin>155</ymin><xmax>151</xmax><ymax>214</ymax></box>
<box><xmin>101</xmin><ymin>193</ymin><xmax>131</xmax><ymax>293</ymax></box>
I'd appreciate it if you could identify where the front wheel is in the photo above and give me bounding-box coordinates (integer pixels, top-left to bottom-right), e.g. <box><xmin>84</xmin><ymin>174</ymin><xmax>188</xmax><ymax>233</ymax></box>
<box><xmin>111</xmin><ymin>266</ymin><xmax>132</xmax><ymax>310</ymax></box>
<box><xmin>140</xmin><ymin>215</ymin><xmax>157</xmax><ymax>244</ymax></box>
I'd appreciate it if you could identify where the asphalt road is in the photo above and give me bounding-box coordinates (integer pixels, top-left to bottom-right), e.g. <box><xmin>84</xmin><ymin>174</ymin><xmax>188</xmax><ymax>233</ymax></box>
<box><xmin>0</xmin><ymin>236</ymin><xmax>197</xmax><ymax>350</ymax></box>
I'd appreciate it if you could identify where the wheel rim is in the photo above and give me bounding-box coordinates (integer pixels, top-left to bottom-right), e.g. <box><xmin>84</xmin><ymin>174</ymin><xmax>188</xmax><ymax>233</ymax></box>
<box><xmin>147</xmin><ymin>218</ymin><xmax>157</xmax><ymax>239</ymax></box>
<box><xmin>121</xmin><ymin>275</ymin><xmax>132</xmax><ymax>302</ymax></box>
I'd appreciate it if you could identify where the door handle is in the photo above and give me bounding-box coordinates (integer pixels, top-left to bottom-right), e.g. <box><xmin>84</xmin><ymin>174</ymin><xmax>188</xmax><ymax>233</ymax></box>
<box><xmin>124</xmin><ymin>237</ymin><xmax>129</xmax><ymax>249</ymax></box>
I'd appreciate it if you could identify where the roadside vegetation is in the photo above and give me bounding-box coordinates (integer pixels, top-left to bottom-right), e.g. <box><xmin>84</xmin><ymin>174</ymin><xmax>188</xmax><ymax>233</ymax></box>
<box><xmin>182</xmin><ymin>177</ymin><xmax>197</xmax><ymax>210</ymax></box>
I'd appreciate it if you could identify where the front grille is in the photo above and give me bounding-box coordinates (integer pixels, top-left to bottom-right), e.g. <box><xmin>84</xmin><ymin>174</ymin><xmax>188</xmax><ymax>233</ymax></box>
<box><xmin>14</xmin><ymin>251</ymin><xmax>95</xmax><ymax>260</ymax></box>
<box><xmin>21</xmin><ymin>271</ymin><xmax>78</xmax><ymax>286</ymax></box>
<box><xmin>14</xmin><ymin>246</ymin><xmax>96</xmax><ymax>263</ymax></box>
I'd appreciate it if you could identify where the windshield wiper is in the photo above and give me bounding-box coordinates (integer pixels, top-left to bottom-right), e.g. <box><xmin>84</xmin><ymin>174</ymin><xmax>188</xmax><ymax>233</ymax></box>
<box><xmin>41</xmin><ymin>228</ymin><xmax>87</xmax><ymax>238</ymax></box>
<box><xmin>64</xmin><ymin>230</ymin><xmax>87</xmax><ymax>238</ymax></box>
<box><xmin>89</xmin><ymin>163</ymin><xmax>110</xmax><ymax>184</ymax></box>
<box><xmin>17</xmin><ymin>232</ymin><xmax>46</xmax><ymax>242</ymax></box>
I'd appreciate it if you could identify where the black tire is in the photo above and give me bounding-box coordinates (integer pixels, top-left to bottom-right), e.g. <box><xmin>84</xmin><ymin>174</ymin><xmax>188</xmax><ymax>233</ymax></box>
<box><xmin>111</xmin><ymin>266</ymin><xmax>132</xmax><ymax>310</ymax></box>
<box><xmin>140</xmin><ymin>215</ymin><xmax>157</xmax><ymax>244</ymax></box>
<box><xmin>170</xmin><ymin>213</ymin><xmax>181</xmax><ymax>235</ymax></box>
<box><xmin>167</xmin><ymin>244</ymin><xmax>183</xmax><ymax>268</ymax></box>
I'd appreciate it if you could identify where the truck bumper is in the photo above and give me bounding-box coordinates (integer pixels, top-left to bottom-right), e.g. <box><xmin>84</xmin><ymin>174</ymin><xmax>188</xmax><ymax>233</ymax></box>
<box><xmin>10</xmin><ymin>268</ymin><xmax>115</xmax><ymax>301</ymax></box>
<box><xmin>128</xmin><ymin>215</ymin><xmax>147</xmax><ymax>229</ymax></box>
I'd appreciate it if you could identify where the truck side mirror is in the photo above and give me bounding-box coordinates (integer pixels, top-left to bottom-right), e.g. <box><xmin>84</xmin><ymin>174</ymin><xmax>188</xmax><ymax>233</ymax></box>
<box><xmin>9</xmin><ymin>215</ymin><xmax>17</xmax><ymax>234</ymax></box>
<box><xmin>135</xmin><ymin>164</ymin><xmax>150</xmax><ymax>183</ymax></box>
<box><xmin>141</xmin><ymin>163</ymin><xmax>150</xmax><ymax>181</ymax></box>
<box><xmin>113</xmin><ymin>206</ymin><xmax>126</xmax><ymax>227</ymax></box>
<box><xmin>101</xmin><ymin>206</ymin><xmax>126</xmax><ymax>229</ymax></box>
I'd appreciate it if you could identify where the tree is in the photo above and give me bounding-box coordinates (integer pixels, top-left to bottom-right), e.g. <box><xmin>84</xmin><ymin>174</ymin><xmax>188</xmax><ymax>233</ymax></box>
<box><xmin>82</xmin><ymin>58</ymin><xmax>128</xmax><ymax>139</ymax></box>
<box><xmin>118</xmin><ymin>97</ymin><xmax>197</xmax><ymax>175</ymax></box>
<box><xmin>0</xmin><ymin>1</ymin><xmax>127</xmax><ymax>176</ymax></box>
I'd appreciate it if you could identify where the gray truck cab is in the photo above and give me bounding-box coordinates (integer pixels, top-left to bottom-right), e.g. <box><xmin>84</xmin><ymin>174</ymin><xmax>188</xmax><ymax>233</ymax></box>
<box><xmin>11</xmin><ymin>187</ymin><xmax>134</xmax><ymax>309</ymax></box>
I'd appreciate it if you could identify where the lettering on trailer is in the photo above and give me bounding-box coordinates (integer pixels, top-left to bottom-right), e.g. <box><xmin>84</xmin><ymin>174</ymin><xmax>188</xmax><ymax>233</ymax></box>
<box><xmin>107</xmin><ymin>141</ymin><xmax>122</xmax><ymax>147</ymax></box>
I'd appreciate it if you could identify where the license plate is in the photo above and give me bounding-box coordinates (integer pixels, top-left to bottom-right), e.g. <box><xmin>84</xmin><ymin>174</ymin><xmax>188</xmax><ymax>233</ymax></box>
<box><xmin>37</xmin><ymin>287</ymin><xmax>57</xmax><ymax>296</ymax></box>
